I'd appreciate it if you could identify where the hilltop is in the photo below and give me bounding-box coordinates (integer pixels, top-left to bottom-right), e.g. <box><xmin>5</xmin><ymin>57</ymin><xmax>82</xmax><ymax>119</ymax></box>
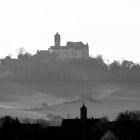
<box><xmin>1</xmin><ymin>54</ymin><xmax>140</xmax><ymax>83</ymax></box>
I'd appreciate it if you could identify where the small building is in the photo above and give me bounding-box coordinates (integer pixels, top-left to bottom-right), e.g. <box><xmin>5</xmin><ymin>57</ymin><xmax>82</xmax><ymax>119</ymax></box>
<box><xmin>61</xmin><ymin>102</ymin><xmax>100</xmax><ymax>128</ymax></box>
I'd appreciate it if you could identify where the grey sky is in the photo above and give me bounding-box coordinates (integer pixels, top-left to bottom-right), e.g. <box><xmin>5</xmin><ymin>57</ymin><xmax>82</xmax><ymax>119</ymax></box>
<box><xmin>0</xmin><ymin>0</ymin><xmax>140</xmax><ymax>63</ymax></box>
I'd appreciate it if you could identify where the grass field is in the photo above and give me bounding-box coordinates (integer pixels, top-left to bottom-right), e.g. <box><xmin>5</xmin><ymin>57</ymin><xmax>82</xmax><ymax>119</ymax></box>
<box><xmin>0</xmin><ymin>80</ymin><xmax>140</xmax><ymax>120</ymax></box>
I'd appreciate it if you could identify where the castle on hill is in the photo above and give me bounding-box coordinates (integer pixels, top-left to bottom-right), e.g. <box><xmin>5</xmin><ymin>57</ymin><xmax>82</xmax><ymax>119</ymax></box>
<box><xmin>48</xmin><ymin>33</ymin><xmax>89</xmax><ymax>59</ymax></box>
<box><xmin>1</xmin><ymin>33</ymin><xmax>90</xmax><ymax>67</ymax></box>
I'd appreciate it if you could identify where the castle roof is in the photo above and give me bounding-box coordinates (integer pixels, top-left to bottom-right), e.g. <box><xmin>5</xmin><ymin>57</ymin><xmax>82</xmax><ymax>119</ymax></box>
<box><xmin>50</xmin><ymin>46</ymin><xmax>69</xmax><ymax>50</ymax></box>
<box><xmin>50</xmin><ymin>41</ymin><xmax>88</xmax><ymax>51</ymax></box>
<box><xmin>66</xmin><ymin>41</ymin><xmax>84</xmax><ymax>47</ymax></box>
<box><xmin>55</xmin><ymin>32</ymin><xmax>60</xmax><ymax>36</ymax></box>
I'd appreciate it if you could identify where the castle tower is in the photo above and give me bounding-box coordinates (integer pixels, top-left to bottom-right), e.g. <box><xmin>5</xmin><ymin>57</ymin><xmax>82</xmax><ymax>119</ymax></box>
<box><xmin>54</xmin><ymin>32</ymin><xmax>60</xmax><ymax>47</ymax></box>
<box><xmin>80</xmin><ymin>102</ymin><xmax>87</xmax><ymax>121</ymax></box>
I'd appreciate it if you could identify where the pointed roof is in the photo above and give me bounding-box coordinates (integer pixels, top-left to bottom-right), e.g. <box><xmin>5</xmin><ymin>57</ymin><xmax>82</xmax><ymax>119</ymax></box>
<box><xmin>80</xmin><ymin>101</ymin><xmax>87</xmax><ymax>109</ymax></box>
<box><xmin>100</xmin><ymin>130</ymin><xmax>116</xmax><ymax>140</ymax></box>
<box><xmin>55</xmin><ymin>32</ymin><xmax>60</xmax><ymax>36</ymax></box>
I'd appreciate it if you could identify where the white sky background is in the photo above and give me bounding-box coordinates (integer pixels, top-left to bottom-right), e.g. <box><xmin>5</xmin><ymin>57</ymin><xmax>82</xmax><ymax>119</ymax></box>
<box><xmin>0</xmin><ymin>0</ymin><xmax>140</xmax><ymax>63</ymax></box>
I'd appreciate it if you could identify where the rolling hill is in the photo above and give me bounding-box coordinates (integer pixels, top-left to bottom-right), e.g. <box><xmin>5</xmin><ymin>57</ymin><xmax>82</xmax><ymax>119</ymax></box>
<box><xmin>0</xmin><ymin>58</ymin><xmax>140</xmax><ymax>121</ymax></box>
<box><xmin>0</xmin><ymin>79</ymin><xmax>140</xmax><ymax>121</ymax></box>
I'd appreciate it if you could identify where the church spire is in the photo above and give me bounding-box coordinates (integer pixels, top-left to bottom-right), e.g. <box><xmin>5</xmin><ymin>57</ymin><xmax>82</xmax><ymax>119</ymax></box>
<box><xmin>80</xmin><ymin>101</ymin><xmax>87</xmax><ymax>121</ymax></box>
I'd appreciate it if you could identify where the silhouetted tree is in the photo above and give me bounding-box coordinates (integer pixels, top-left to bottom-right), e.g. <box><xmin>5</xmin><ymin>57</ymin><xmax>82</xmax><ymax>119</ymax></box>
<box><xmin>116</xmin><ymin>110</ymin><xmax>140</xmax><ymax>122</ymax></box>
<box><xmin>109</xmin><ymin>61</ymin><xmax>121</xmax><ymax>73</ymax></box>
<box><xmin>35</xmin><ymin>119</ymin><xmax>49</xmax><ymax>128</ymax></box>
<box><xmin>96</xmin><ymin>55</ymin><xmax>104</xmax><ymax>65</ymax></box>
<box><xmin>121</xmin><ymin>60</ymin><xmax>134</xmax><ymax>70</ymax></box>
<box><xmin>17</xmin><ymin>47</ymin><xmax>26</xmax><ymax>59</ymax></box>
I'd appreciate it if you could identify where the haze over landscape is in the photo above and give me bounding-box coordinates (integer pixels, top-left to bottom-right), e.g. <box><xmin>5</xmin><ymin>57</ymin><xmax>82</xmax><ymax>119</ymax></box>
<box><xmin>1</xmin><ymin>1</ymin><xmax>140</xmax><ymax>140</ymax></box>
<box><xmin>1</xmin><ymin>55</ymin><xmax>140</xmax><ymax>122</ymax></box>
<box><xmin>0</xmin><ymin>0</ymin><xmax>140</xmax><ymax>125</ymax></box>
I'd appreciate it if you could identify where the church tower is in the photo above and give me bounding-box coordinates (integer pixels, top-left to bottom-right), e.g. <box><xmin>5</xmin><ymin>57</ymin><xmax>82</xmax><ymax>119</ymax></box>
<box><xmin>54</xmin><ymin>32</ymin><xmax>60</xmax><ymax>47</ymax></box>
<box><xmin>80</xmin><ymin>102</ymin><xmax>87</xmax><ymax>121</ymax></box>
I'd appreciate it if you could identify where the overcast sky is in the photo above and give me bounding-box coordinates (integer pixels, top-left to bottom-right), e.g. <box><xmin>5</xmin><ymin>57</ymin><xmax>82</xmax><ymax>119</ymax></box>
<box><xmin>0</xmin><ymin>0</ymin><xmax>140</xmax><ymax>63</ymax></box>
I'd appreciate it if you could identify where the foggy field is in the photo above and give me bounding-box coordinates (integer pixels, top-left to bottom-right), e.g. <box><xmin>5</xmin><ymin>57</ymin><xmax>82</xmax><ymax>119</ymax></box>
<box><xmin>0</xmin><ymin>80</ymin><xmax>140</xmax><ymax>120</ymax></box>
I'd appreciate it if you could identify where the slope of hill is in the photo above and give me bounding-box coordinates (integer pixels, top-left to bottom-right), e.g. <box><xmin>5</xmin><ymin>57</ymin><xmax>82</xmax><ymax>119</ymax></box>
<box><xmin>0</xmin><ymin>78</ymin><xmax>140</xmax><ymax>120</ymax></box>
<box><xmin>1</xmin><ymin>58</ymin><xmax>140</xmax><ymax>120</ymax></box>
